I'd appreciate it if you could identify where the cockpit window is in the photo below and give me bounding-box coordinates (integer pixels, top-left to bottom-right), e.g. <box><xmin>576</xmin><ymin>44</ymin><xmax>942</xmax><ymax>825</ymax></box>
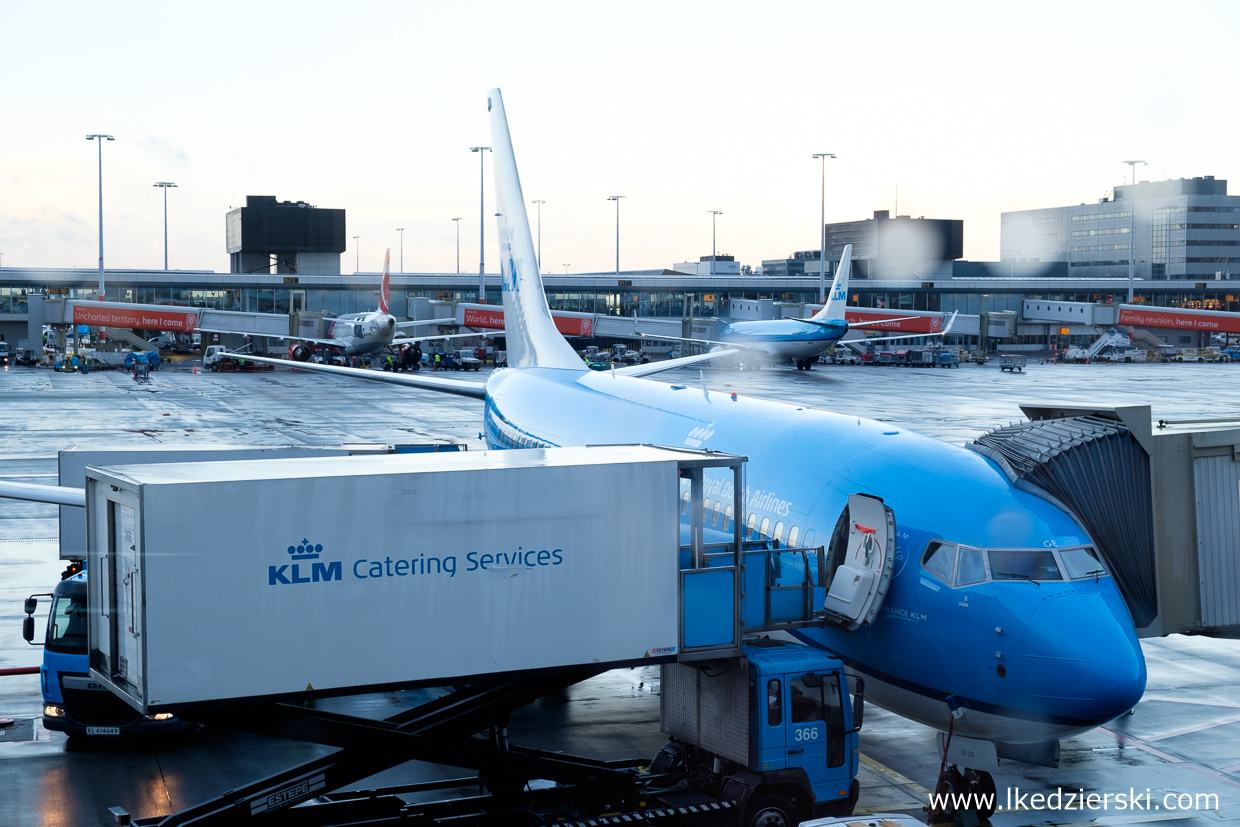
<box><xmin>922</xmin><ymin>542</ymin><xmax>1100</xmax><ymax>587</ymax></box>
<box><xmin>922</xmin><ymin>542</ymin><xmax>956</xmax><ymax>584</ymax></box>
<box><xmin>955</xmin><ymin>546</ymin><xmax>988</xmax><ymax>586</ymax></box>
<box><xmin>989</xmin><ymin>549</ymin><xmax>1063</xmax><ymax>581</ymax></box>
<box><xmin>1060</xmin><ymin>546</ymin><xmax>1107</xmax><ymax>579</ymax></box>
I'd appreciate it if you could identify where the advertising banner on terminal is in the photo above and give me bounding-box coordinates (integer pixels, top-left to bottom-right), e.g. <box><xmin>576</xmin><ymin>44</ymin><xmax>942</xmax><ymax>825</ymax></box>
<box><xmin>72</xmin><ymin>303</ymin><xmax>199</xmax><ymax>333</ymax></box>
<box><xmin>1118</xmin><ymin>306</ymin><xmax>1240</xmax><ymax>334</ymax></box>
<box><xmin>844</xmin><ymin>311</ymin><xmax>943</xmax><ymax>334</ymax></box>
<box><xmin>463</xmin><ymin>306</ymin><xmax>594</xmax><ymax>337</ymax></box>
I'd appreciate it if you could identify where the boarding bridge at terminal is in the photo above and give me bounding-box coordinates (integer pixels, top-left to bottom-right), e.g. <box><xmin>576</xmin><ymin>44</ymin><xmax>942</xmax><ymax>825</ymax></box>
<box><xmin>970</xmin><ymin>404</ymin><xmax>1240</xmax><ymax>639</ymax></box>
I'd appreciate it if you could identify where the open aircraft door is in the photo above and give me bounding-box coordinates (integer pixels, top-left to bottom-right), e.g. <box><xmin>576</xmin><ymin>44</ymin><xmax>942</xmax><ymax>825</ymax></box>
<box><xmin>822</xmin><ymin>493</ymin><xmax>896</xmax><ymax>630</ymax></box>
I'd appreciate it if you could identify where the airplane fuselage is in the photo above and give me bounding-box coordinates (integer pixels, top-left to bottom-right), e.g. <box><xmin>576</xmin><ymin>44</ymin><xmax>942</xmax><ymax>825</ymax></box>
<box><xmin>719</xmin><ymin>318</ymin><xmax>848</xmax><ymax>361</ymax></box>
<box><xmin>480</xmin><ymin>366</ymin><xmax>1146</xmax><ymax>745</ymax></box>
<box><xmin>327</xmin><ymin>312</ymin><xmax>399</xmax><ymax>357</ymax></box>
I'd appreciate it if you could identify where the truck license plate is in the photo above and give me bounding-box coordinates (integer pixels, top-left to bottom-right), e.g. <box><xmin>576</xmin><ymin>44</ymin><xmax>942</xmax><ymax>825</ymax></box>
<box><xmin>86</xmin><ymin>726</ymin><xmax>120</xmax><ymax>736</ymax></box>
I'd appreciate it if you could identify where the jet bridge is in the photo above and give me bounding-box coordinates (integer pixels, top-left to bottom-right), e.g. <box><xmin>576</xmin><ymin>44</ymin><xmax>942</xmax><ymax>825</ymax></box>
<box><xmin>969</xmin><ymin>404</ymin><xmax>1240</xmax><ymax>638</ymax></box>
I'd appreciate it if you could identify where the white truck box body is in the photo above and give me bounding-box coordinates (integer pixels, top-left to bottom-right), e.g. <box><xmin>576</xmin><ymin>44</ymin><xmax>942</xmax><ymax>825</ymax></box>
<box><xmin>86</xmin><ymin>446</ymin><xmax>681</xmax><ymax>713</ymax></box>
<box><xmin>58</xmin><ymin>445</ymin><xmax>392</xmax><ymax>560</ymax></box>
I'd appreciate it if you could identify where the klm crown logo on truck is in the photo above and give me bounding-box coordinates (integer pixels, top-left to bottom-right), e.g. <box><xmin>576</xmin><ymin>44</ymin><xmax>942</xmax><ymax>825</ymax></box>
<box><xmin>269</xmin><ymin>539</ymin><xmax>342</xmax><ymax>585</ymax></box>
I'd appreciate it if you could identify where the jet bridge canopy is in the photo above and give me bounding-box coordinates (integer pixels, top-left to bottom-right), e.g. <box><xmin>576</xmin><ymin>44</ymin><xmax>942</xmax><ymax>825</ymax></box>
<box><xmin>970</xmin><ymin>404</ymin><xmax>1240</xmax><ymax>638</ymax></box>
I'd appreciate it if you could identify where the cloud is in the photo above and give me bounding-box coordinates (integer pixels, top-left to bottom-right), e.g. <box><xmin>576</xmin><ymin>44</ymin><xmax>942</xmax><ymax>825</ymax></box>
<box><xmin>137</xmin><ymin>135</ymin><xmax>189</xmax><ymax>165</ymax></box>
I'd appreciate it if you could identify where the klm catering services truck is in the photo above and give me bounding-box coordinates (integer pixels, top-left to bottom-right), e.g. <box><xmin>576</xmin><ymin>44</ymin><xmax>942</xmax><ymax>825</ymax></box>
<box><xmin>82</xmin><ymin>446</ymin><xmax>865</xmax><ymax>826</ymax></box>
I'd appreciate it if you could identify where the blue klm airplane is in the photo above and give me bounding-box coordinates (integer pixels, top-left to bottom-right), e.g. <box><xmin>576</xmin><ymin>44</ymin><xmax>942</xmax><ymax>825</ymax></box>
<box><xmin>644</xmin><ymin>245</ymin><xmax>957</xmax><ymax>370</ymax></box>
<box><xmin>237</xmin><ymin>89</ymin><xmax>1146</xmax><ymax>809</ymax></box>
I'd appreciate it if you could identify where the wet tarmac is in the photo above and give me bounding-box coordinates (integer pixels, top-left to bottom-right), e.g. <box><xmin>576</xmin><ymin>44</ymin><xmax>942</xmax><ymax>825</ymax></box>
<box><xmin>1</xmin><ymin>358</ymin><xmax>1238</xmax><ymax>826</ymax></box>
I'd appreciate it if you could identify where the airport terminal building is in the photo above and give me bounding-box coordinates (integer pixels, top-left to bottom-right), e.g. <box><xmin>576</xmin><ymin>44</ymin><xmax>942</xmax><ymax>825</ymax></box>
<box><xmin>3</xmin><ymin>181</ymin><xmax>1240</xmax><ymax>349</ymax></box>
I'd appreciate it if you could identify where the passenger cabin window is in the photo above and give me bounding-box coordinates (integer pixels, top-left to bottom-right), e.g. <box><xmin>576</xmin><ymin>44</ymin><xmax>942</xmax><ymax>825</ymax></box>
<box><xmin>955</xmin><ymin>546</ymin><xmax>987</xmax><ymax>586</ymax></box>
<box><xmin>773</xmin><ymin>521</ymin><xmax>785</xmax><ymax>545</ymax></box>
<box><xmin>922</xmin><ymin>541</ymin><xmax>957</xmax><ymax>584</ymax></box>
<box><xmin>681</xmin><ymin>491</ymin><xmax>691</xmax><ymax>515</ymax></box>
<box><xmin>989</xmin><ymin>549</ymin><xmax>1063</xmax><ymax>581</ymax></box>
<box><xmin>759</xmin><ymin>517</ymin><xmax>771</xmax><ymax>539</ymax></box>
<box><xmin>1060</xmin><ymin>546</ymin><xmax>1107</xmax><ymax>579</ymax></box>
<box><xmin>767</xmin><ymin>679</ymin><xmax>782</xmax><ymax>726</ymax></box>
<box><xmin>746</xmin><ymin>513</ymin><xmax>757</xmax><ymax>539</ymax></box>
<box><xmin>712</xmin><ymin>502</ymin><xmax>722</xmax><ymax>527</ymax></box>
<box><xmin>723</xmin><ymin>506</ymin><xmax>733</xmax><ymax>532</ymax></box>
<box><xmin>787</xmin><ymin>525</ymin><xmax>799</xmax><ymax>548</ymax></box>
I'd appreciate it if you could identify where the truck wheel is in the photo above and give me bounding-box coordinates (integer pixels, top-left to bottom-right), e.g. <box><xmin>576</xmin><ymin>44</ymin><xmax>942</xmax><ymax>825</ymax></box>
<box><xmin>209</xmin><ymin>363</ymin><xmax>219</xmax><ymax>372</ymax></box>
<box><xmin>744</xmin><ymin>793</ymin><xmax>798</xmax><ymax>827</ymax></box>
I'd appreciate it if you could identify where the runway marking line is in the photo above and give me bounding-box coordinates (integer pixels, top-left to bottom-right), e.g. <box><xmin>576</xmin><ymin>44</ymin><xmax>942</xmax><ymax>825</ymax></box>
<box><xmin>1143</xmin><ymin>712</ymin><xmax>1240</xmax><ymax>742</ymax></box>
<box><xmin>860</xmin><ymin>753</ymin><xmax>933</xmax><ymax>799</ymax></box>
<box><xmin>1097</xmin><ymin>726</ymin><xmax>1240</xmax><ymax>791</ymax></box>
<box><xmin>1044</xmin><ymin>812</ymin><xmax>1195</xmax><ymax>826</ymax></box>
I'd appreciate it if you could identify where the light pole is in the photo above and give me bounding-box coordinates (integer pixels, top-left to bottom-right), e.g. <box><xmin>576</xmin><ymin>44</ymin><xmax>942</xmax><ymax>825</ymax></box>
<box><xmin>86</xmin><ymin>134</ymin><xmax>115</xmax><ymax>299</ymax></box>
<box><xmin>352</xmin><ymin>236</ymin><xmax>361</xmax><ymax>272</ymax></box>
<box><xmin>153</xmin><ymin>182</ymin><xmax>177</xmax><ymax>270</ymax></box>
<box><xmin>451</xmin><ymin>218</ymin><xmax>463</xmax><ymax>274</ymax></box>
<box><xmin>811</xmin><ymin>153</ymin><xmax>837</xmax><ymax>302</ymax></box>
<box><xmin>531</xmin><ymin>199</ymin><xmax>545</xmax><ymax>272</ymax></box>
<box><xmin>708</xmin><ymin>211</ymin><xmax>723</xmax><ymax>276</ymax></box>
<box><xmin>563</xmin><ymin>264</ymin><xmax>570</xmax><ymax>275</ymax></box>
<box><xmin>1123</xmin><ymin>160</ymin><xmax>1147</xmax><ymax>303</ymax></box>
<box><xmin>471</xmin><ymin>147</ymin><xmax>492</xmax><ymax>303</ymax></box>
<box><xmin>396</xmin><ymin>227</ymin><xmax>405</xmax><ymax>272</ymax></box>
<box><xmin>607</xmin><ymin>196</ymin><xmax>625</xmax><ymax>277</ymax></box>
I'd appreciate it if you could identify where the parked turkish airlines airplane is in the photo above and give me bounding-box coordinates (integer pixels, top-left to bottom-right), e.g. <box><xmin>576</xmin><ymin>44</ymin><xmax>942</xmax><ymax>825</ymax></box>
<box><xmin>199</xmin><ymin>249</ymin><xmax>482</xmax><ymax>364</ymax></box>
<box><xmin>643</xmin><ymin>245</ymin><xmax>956</xmax><ymax>370</ymax></box>
<box><xmin>235</xmin><ymin>89</ymin><xmax>1146</xmax><ymax>813</ymax></box>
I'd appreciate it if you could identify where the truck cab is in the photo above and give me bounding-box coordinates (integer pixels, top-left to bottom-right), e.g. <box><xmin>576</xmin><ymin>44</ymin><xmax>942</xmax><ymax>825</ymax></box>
<box><xmin>745</xmin><ymin>641</ymin><xmax>861</xmax><ymax>819</ymax></box>
<box><xmin>23</xmin><ymin>571</ymin><xmax>196</xmax><ymax>738</ymax></box>
<box><xmin>660</xmin><ymin>639</ymin><xmax>862</xmax><ymax>825</ymax></box>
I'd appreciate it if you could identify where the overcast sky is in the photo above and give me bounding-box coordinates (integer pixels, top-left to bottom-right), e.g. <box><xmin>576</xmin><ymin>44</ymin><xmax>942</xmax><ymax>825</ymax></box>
<box><xmin>3</xmin><ymin>0</ymin><xmax>1236</xmax><ymax>277</ymax></box>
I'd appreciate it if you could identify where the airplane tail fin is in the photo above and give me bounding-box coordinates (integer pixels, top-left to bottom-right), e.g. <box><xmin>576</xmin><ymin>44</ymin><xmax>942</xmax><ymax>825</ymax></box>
<box><xmin>812</xmin><ymin>243</ymin><xmax>852</xmax><ymax>321</ymax></box>
<box><xmin>379</xmin><ymin>248</ymin><xmax>391</xmax><ymax>315</ymax></box>
<box><xmin>487</xmin><ymin>89</ymin><xmax>587</xmax><ymax>370</ymax></box>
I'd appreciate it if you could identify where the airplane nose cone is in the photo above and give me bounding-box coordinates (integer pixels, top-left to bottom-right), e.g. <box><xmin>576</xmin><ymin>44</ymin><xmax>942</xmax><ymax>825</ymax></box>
<box><xmin>1022</xmin><ymin>593</ymin><xmax>1146</xmax><ymax>726</ymax></box>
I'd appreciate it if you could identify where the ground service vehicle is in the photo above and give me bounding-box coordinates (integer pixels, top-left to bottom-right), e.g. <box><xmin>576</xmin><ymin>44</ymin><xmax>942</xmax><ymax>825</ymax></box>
<box><xmin>998</xmin><ymin>354</ymin><xmax>1026</xmax><ymax>372</ymax></box>
<box><xmin>204</xmin><ymin>344</ymin><xmax>272</xmax><ymax>372</ymax></box>
<box><xmin>84</xmin><ymin>447</ymin><xmax>862</xmax><ymax>825</ymax></box>
<box><xmin>455</xmin><ymin>347</ymin><xmax>482</xmax><ymax>369</ymax></box>
<box><xmin>0</xmin><ymin>340</ymin><xmax>9</xmax><ymax>363</ymax></box>
<box><xmin>22</xmin><ymin>571</ymin><xmax>197</xmax><ymax>738</ymax></box>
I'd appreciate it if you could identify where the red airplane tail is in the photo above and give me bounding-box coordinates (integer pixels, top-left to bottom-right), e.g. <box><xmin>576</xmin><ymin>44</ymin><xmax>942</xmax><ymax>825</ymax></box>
<box><xmin>379</xmin><ymin>248</ymin><xmax>391</xmax><ymax>315</ymax></box>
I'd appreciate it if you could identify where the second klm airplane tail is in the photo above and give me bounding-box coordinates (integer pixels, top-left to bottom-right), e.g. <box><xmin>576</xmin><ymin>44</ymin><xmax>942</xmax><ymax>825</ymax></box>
<box><xmin>487</xmin><ymin>89</ymin><xmax>587</xmax><ymax>371</ymax></box>
<box><xmin>811</xmin><ymin>244</ymin><xmax>852</xmax><ymax>321</ymax></box>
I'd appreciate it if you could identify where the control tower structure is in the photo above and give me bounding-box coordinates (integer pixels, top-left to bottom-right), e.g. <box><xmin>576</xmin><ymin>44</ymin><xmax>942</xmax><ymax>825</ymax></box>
<box><xmin>226</xmin><ymin>195</ymin><xmax>345</xmax><ymax>275</ymax></box>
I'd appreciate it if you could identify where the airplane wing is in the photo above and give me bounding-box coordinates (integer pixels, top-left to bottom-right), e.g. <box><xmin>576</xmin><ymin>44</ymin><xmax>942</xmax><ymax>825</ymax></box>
<box><xmin>221</xmin><ymin>353</ymin><xmax>487</xmax><ymax>399</ymax></box>
<box><xmin>394</xmin><ymin>319</ymin><xmax>462</xmax><ymax>330</ymax></box>
<box><xmin>614</xmin><ymin>349</ymin><xmax>740</xmax><ymax>377</ymax></box>
<box><xmin>0</xmin><ymin>480</ymin><xmax>86</xmax><ymax>507</ymax></box>
<box><xmin>847</xmin><ymin>311</ymin><xmax>959</xmax><ymax>345</ymax></box>
<box><xmin>196</xmin><ymin>328</ymin><xmax>347</xmax><ymax>348</ymax></box>
<box><xmin>638</xmin><ymin>332</ymin><xmax>779</xmax><ymax>357</ymax></box>
<box><xmin>390</xmin><ymin>330</ymin><xmax>496</xmax><ymax>347</ymax></box>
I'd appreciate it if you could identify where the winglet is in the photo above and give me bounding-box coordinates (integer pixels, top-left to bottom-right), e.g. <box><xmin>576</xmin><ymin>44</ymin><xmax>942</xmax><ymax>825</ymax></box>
<box><xmin>379</xmin><ymin>248</ymin><xmax>391</xmax><ymax>315</ymax></box>
<box><xmin>812</xmin><ymin>243</ymin><xmax>852</xmax><ymax>321</ymax></box>
<box><xmin>487</xmin><ymin>89</ymin><xmax>586</xmax><ymax>370</ymax></box>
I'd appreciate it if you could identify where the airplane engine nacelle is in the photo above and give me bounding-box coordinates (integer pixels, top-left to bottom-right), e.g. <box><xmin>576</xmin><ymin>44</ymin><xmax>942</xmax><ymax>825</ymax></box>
<box><xmin>399</xmin><ymin>343</ymin><xmax>422</xmax><ymax>369</ymax></box>
<box><xmin>288</xmin><ymin>343</ymin><xmax>313</xmax><ymax>362</ymax></box>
